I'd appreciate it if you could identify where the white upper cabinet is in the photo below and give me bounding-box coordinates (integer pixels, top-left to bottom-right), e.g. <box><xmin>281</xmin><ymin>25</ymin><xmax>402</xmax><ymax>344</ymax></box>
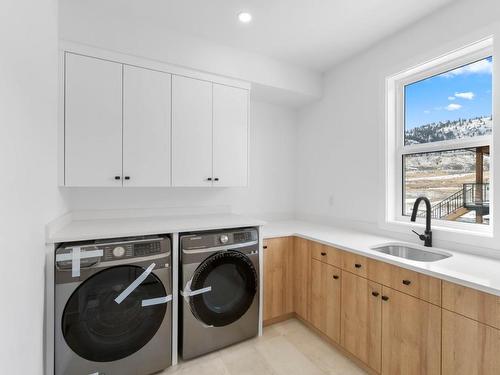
<box><xmin>213</xmin><ymin>84</ymin><xmax>249</xmax><ymax>187</ymax></box>
<box><xmin>65</xmin><ymin>53</ymin><xmax>123</xmax><ymax>186</ymax></box>
<box><xmin>123</xmin><ymin>66</ymin><xmax>172</xmax><ymax>187</ymax></box>
<box><xmin>171</xmin><ymin>75</ymin><xmax>213</xmax><ymax>187</ymax></box>
<box><xmin>62</xmin><ymin>46</ymin><xmax>249</xmax><ymax>188</ymax></box>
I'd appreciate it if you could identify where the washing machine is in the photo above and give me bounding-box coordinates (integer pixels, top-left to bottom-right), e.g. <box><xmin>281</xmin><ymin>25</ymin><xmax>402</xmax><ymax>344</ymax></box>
<box><xmin>179</xmin><ymin>227</ymin><xmax>259</xmax><ymax>360</ymax></box>
<box><xmin>54</xmin><ymin>235</ymin><xmax>172</xmax><ymax>375</ymax></box>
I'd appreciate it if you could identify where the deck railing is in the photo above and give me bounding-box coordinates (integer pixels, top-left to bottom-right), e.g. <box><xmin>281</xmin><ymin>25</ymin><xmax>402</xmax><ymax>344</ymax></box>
<box><xmin>415</xmin><ymin>183</ymin><xmax>489</xmax><ymax>219</ymax></box>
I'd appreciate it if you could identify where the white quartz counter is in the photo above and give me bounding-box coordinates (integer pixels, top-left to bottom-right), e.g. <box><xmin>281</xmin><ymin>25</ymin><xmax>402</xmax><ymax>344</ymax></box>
<box><xmin>263</xmin><ymin>220</ymin><xmax>500</xmax><ymax>297</ymax></box>
<box><xmin>47</xmin><ymin>213</ymin><xmax>265</xmax><ymax>243</ymax></box>
<box><xmin>48</xmin><ymin>214</ymin><xmax>500</xmax><ymax>297</ymax></box>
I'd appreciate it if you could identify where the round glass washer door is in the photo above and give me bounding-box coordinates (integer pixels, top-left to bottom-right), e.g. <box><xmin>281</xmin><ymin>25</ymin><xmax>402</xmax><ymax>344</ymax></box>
<box><xmin>62</xmin><ymin>265</ymin><xmax>166</xmax><ymax>362</ymax></box>
<box><xmin>189</xmin><ymin>250</ymin><xmax>258</xmax><ymax>327</ymax></box>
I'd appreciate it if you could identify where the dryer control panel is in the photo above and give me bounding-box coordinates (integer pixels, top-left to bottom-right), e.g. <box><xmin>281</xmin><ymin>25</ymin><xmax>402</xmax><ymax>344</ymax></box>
<box><xmin>180</xmin><ymin>227</ymin><xmax>258</xmax><ymax>251</ymax></box>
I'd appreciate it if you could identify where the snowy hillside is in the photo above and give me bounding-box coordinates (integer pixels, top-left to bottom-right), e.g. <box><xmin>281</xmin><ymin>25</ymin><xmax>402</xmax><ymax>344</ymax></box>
<box><xmin>405</xmin><ymin>115</ymin><xmax>492</xmax><ymax>145</ymax></box>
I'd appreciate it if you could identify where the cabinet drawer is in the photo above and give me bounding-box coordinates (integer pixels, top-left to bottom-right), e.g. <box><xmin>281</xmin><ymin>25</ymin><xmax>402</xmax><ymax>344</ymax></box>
<box><xmin>341</xmin><ymin>252</ymin><xmax>369</xmax><ymax>277</ymax></box>
<box><xmin>369</xmin><ymin>260</ymin><xmax>441</xmax><ymax>305</ymax></box>
<box><xmin>311</xmin><ymin>241</ymin><xmax>342</xmax><ymax>268</ymax></box>
<box><xmin>442</xmin><ymin>281</ymin><xmax>500</xmax><ymax>329</ymax></box>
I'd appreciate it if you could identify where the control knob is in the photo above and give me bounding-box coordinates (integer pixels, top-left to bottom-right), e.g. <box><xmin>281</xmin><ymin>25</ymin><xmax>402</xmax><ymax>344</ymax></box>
<box><xmin>113</xmin><ymin>246</ymin><xmax>126</xmax><ymax>258</ymax></box>
<box><xmin>220</xmin><ymin>234</ymin><xmax>229</xmax><ymax>244</ymax></box>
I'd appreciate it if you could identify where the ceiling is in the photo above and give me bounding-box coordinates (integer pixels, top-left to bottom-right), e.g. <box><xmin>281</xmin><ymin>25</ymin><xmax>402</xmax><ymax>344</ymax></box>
<box><xmin>61</xmin><ymin>0</ymin><xmax>456</xmax><ymax>72</ymax></box>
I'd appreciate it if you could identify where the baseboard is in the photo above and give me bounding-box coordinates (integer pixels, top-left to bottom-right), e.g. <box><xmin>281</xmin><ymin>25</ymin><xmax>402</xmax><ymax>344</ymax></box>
<box><xmin>263</xmin><ymin>313</ymin><xmax>295</xmax><ymax>327</ymax></box>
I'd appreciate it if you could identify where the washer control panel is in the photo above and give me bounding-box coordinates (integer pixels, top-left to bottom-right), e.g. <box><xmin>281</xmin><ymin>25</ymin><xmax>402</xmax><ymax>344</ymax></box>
<box><xmin>56</xmin><ymin>236</ymin><xmax>171</xmax><ymax>271</ymax></box>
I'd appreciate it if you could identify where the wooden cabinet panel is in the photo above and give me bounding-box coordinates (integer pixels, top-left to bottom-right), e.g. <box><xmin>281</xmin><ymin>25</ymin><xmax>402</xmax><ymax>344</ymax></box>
<box><xmin>212</xmin><ymin>84</ymin><xmax>248</xmax><ymax>187</ymax></box>
<box><xmin>263</xmin><ymin>238</ymin><xmax>293</xmax><ymax>321</ymax></box>
<box><xmin>171</xmin><ymin>75</ymin><xmax>213</xmax><ymax>186</ymax></box>
<box><xmin>442</xmin><ymin>281</ymin><xmax>500</xmax><ymax>329</ymax></box>
<box><xmin>341</xmin><ymin>252</ymin><xmax>369</xmax><ymax>278</ymax></box>
<box><xmin>369</xmin><ymin>259</ymin><xmax>441</xmax><ymax>305</ymax></box>
<box><xmin>341</xmin><ymin>271</ymin><xmax>382</xmax><ymax>372</ymax></box>
<box><xmin>310</xmin><ymin>259</ymin><xmax>341</xmax><ymax>343</ymax></box>
<box><xmin>310</xmin><ymin>241</ymin><xmax>342</xmax><ymax>268</ymax></box>
<box><xmin>293</xmin><ymin>237</ymin><xmax>311</xmax><ymax>320</ymax></box>
<box><xmin>64</xmin><ymin>53</ymin><xmax>123</xmax><ymax>187</ymax></box>
<box><xmin>381</xmin><ymin>287</ymin><xmax>441</xmax><ymax>375</ymax></box>
<box><xmin>443</xmin><ymin>310</ymin><xmax>500</xmax><ymax>375</ymax></box>
<box><xmin>123</xmin><ymin>65</ymin><xmax>171</xmax><ymax>187</ymax></box>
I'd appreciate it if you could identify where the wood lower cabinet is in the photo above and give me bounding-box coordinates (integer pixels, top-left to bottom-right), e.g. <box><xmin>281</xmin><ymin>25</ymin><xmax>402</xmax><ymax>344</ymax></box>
<box><xmin>309</xmin><ymin>259</ymin><xmax>341</xmax><ymax>343</ymax></box>
<box><xmin>442</xmin><ymin>310</ymin><xmax>500</xmax><ymax>375</ymax></box>
<box><xmin>341</xmin><ymin>271</ymin><xmax>382</xmax><ymax>372</ymax></box>
<box><xmin>381</xmin><ymin>287</ymin><xmax>441</xmax><ymax>375</ymax></box>
<box><xmin>293</xmin><ymin>237</ymin><xmax>311</xmax><ymax>320</ymax></box>
<box><xmin>263</xmin><ymin>238</ymin><xmax>293</xmax><ymax>321</ymax></box>
<box><xmin>263</xmin><ymin>236</ymin><xmax>500</xmax><ymax>375</ymax></box>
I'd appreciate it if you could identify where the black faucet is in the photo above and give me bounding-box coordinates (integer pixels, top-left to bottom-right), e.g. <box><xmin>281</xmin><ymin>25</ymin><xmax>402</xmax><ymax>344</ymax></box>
<box><xmin>410</xmin><ymin>196</ymin><xmax>432</xmax><ymax>247</ymax></box>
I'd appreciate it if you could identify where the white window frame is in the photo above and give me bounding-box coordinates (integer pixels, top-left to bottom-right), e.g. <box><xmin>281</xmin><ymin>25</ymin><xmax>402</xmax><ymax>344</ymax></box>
<box><xmin>385</xmin><ymin>38</ymin><xmax>494</xmax><ymax>237</ymax></box>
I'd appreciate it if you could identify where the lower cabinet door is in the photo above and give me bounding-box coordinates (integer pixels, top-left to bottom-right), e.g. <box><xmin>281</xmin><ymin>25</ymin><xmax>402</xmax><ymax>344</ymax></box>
<box><xmin>293</xmin><ymin>237</ymin><xmax>311</xmax><ymax>320</ymax></box>
<box><xmin>442</xmin><ymin>309</ymin><xmax>500</xmax><ymax>375</ymax></box>
<box><xmin>381</xmin><ymin>287</ymin><xmax>441</xmax><ymax>375</ymax></box>
<box><xmin>263</xmin><ymin>238</ymin><xmax>293</xmax><ymax>321</ymax></box>
<box><xmin>310</xmin><ymin>259</ymin><xmax>341</xmax><ymax>343</ymax></box>
<box><xmin>341</xmin><ymin>271</ymin><xmax>382</xmax><ymax>372</ymax></box>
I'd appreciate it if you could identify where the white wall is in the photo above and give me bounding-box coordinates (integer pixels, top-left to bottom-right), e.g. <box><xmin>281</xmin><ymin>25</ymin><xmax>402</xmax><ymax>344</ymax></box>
<box><xmin>296</xmin><ymin>0</ymin><xmax>500</xmax><ymax>251</ymax></box>
<box><xmin>0</xmin><ymin>0</ymin><xmax>67</xmax><ymax>373</ymax></box>
<box><xmin>58</xmin><ymin>0</ymin><xmax>322</xmax><ymax>106</ymax></box>
<box><xmin>67</xmin><ymin>100</ymin><xmax>297</xmax><ymax>220</ymax></box>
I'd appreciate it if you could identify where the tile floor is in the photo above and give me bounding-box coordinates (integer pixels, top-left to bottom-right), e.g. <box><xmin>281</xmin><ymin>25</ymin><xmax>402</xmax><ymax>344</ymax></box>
<box><xmin>161</xmin><ymin>319</ymin><xmax>367</xmax><ymax>375</ymax></box>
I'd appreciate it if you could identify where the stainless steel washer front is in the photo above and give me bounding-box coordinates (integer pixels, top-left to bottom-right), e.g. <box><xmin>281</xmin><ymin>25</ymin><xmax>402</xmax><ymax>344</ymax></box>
<box><xmin>55</xmin><ymin>236</ymin><xmax>172</xmax><ymax>375</ymax></box>
<box><xmin>180</xmin><ymin>228</ymin><xmax>259</xmax><ymax>360</ymax></box>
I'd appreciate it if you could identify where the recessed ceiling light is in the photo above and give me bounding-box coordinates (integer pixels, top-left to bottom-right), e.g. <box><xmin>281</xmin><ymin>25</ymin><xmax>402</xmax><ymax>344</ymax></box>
<box><xmin>238</xmin><ymin>12</ymin><xmax>252</xmax><ymax>23</ymax></box>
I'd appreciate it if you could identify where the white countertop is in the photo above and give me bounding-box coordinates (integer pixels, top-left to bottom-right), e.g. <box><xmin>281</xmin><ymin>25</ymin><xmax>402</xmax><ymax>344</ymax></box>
<box><xmin>48</xmin><ymin>213</ymin><xmax>500</xmax><ymax>297</ymax></box>
<box><xmin>48</xmin><ymin>213</ymin><xmax>266</xmax><ymax>243</ymax></box>
<box><xmin>263</xmin><ymin>220</ymin><xmax>500</xmax><ymax>297</ymax></box>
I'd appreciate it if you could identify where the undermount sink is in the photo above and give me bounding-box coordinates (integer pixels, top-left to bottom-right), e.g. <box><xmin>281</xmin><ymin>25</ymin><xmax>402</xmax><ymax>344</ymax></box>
<box><xmin>371</xmin><ymin>243</ymin><xmax>452</xmax><ymax>262</ymax></box>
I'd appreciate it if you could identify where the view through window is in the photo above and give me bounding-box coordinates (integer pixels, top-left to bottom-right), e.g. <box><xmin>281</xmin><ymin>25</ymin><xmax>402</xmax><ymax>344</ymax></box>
<box><xmin>403</xmin><ymin>56</ymin><xmax>492</xmax><ymax>224</ymax></box>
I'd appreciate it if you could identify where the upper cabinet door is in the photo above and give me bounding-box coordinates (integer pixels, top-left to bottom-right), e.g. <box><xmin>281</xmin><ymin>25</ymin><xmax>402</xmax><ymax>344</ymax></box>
<box><xmin>65</xmin><ymin>53</ymin><xmax>123</xmax><ymax>187</ymax></box>
<box><xmin>171</xmin><ymin>76</ymin><xmax>213</xmax><ymax>187</ymax></box>
<box><xmin>123</xmin><ymin>66</ymin><xmax>172</xmax><ymax>187</ymax></box>
<box><xmin>212</xmin><ymin>84</ymin><xmax>249</xmax><ymax>187</ymax></box>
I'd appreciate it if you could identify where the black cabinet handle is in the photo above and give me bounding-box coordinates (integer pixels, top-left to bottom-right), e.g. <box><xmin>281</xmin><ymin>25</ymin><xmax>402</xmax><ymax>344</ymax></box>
<box><xmin>402</xmin><ymin>279</ymin><xmax>412</xmax><ymax>286</ymax></box>
<box><xmin>333</xmin><ymin>275</ymin><xmax>339</xmax><ymax>280</ymax></box>
<box><xmin>381</xmin><ymin>296</ymin><xmax>389</xmax><ymax>301</ymax></box>
<box><xmin>114</xmin><ymin>176</ymin><xmax>121</xmax><ymax>180</ymax></box>
<box><xmin>214</xmin><ymin>177</ymin><xmax>219</xmax><ymax>181</ymax></box>
<box><xmin>354</xmin><ymin>263</ymin><xmax>362</xmax><ymax>268</ymax></box>
<box><xmin>321</xmin><ymin>252</ymin><xmax>327</xmax><ymax>256</ymax></box>
<box><xmin>124</xmin><ymin>176</ymin><xmax>130</xmax><ymax>180</ymax></box>
<box><xmin>207</xmin><ymin>177</ymin><xmax>212</xmax><ymax>181</ymax></box>
<box><xmin>263</xmin><ymin>245</ymin><xmax>268</xmax><ymax>249</ymax></box>
<box><xmin>372</xmin><ymin>291</ymin><xmax>380</xmax><ymax>297</ymax></box>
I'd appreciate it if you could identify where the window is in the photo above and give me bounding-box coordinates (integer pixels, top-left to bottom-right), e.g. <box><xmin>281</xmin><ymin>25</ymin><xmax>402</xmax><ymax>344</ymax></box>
<box><xmin>387</xmin><ymin>39</ymin><xmax>493</xmax><ymax>231</ymax></box>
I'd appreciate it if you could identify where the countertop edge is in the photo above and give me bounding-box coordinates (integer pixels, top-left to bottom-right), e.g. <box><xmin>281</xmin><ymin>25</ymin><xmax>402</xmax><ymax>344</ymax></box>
<box><xmin>47</xmin><ymin>214</ymin><xmax>266</xmax><ymax>244</ymax></box>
